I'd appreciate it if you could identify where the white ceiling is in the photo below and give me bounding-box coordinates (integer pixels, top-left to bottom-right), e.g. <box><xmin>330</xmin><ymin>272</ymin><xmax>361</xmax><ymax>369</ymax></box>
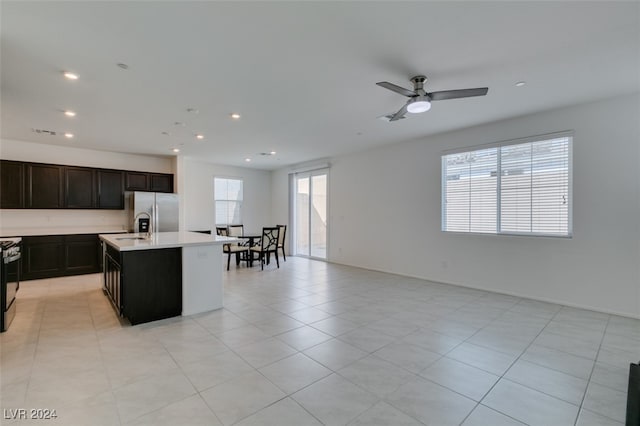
<box><xmin>1</xmin><ymin>1</ymin><xmax>639</xmax><ymax>170</ymax></box>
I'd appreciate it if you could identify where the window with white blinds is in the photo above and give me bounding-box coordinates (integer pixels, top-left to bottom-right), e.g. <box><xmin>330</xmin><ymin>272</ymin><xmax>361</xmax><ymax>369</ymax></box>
<box><xmin>442</xmin><ymin>134</ymin><xmax>572</xmax><ymax>237</ymax></box>
<box><xmin>214</xmin><ymin>177</ymin><xmax>243</xmax><ymax>226</ymax></box>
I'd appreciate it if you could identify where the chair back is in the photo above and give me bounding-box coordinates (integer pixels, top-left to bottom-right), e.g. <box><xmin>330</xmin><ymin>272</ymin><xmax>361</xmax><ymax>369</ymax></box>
<box><xmin>276</xmin><ymin>224</ymin><xmax>287</xmax><ymax>246</ymax></box>
<box><xmin>216</xmin><ymin>227</ymin><xmax>231</xmax><ymax>251</ymax></box>
<box><xmin>260</xmin><ymin>227</ymin><xmax>279</xmax><ymax>251</ymax></box>
<box><xmin>228</xmin><ymin>225</ymin><xmax>244</xmax><ymax>237</ymax></box>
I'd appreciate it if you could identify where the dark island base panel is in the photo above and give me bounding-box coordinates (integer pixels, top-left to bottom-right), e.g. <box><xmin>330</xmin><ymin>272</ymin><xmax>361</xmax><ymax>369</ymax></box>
<box><xmin>121</xmin><ymin>248</ymin><xmax>182</xmax><ymax>326</ymax></box>
<box><xmin>628</xmin><ymin>362</ymin><xmax>639</xmax><ymax>426</ymax></box>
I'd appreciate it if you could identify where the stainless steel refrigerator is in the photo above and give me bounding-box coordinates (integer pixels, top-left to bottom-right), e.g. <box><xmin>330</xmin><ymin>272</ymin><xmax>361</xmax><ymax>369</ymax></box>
<box><xmin>130</xmin><ymin>192</ymin><xmax>179</xmax><ymax>233</ymax></box>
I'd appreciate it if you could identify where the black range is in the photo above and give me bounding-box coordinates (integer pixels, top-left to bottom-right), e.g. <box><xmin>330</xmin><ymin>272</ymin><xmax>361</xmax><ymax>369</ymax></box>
<box><xmin>1</xmin><ymin>237</ymin><xmax>21</xmax><ymax>332</ymax></box>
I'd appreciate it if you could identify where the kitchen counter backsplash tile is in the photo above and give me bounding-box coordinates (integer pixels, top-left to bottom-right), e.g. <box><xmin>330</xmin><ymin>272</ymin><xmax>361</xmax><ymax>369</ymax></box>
<box><xmin>0</xmin><ymin>226</ymin><xmax>128</xmax><ymax>237</ymax></box>
<box><xmin>0</xmin><ymin>208</ymin><xmax>129</xmax><ymax>236</ymax></box>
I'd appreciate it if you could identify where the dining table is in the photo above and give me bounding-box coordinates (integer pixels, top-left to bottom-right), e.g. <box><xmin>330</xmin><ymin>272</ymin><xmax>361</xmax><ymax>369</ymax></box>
<box><xmin>237</xmin><ymin>234</ymin><xmax>261</xmax><ymax>266</ymax></box>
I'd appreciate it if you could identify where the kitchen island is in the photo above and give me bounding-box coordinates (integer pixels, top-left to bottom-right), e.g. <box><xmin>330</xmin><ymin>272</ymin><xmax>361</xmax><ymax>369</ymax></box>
<box><xmin>99</xmin><ymin>231</ymin><xmax>237</xmax><ymax>325</ymax></box>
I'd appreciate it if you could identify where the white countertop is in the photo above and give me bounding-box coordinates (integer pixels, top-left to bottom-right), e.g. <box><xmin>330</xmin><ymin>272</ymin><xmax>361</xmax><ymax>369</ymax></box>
<box><xmin>0</xmin><ymin>226</ymin><xmax>128</xmax><ymax>237</ymax></box>
<box><xmin>99</xmin><ymin>231</ymin><xmax>238</xmax><ymax>251</ymax></box>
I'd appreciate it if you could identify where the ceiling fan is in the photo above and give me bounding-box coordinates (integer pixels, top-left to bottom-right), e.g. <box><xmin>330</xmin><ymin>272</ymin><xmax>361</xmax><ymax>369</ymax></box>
<box><xmin>376</xmin><ymin>75</ymin><xmax>488</xmax><ymax>122</ymax></box>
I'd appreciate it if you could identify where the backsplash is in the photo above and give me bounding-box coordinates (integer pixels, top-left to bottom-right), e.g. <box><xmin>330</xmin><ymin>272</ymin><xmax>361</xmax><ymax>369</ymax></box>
<box><xmin>0</xmin><ymin>209</ymin><xmax>129</xmax><ymax>231</ymax></box>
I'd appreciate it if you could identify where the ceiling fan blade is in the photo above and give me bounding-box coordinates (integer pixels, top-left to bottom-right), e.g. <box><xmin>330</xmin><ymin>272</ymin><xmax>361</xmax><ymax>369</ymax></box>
<box><xmin>389</xmin><ymin>104</ymin><xmax>408</xmax><ymax>122</ymax></box>
<box><xmin>376</xmin><ymin>81</ymin><xmax>416</xmax><ymax>97</ymax></box>
<box><xmin>428</xmin><ymin>87</ymin><xmax>489</xmax><ymax>101</ymax></box>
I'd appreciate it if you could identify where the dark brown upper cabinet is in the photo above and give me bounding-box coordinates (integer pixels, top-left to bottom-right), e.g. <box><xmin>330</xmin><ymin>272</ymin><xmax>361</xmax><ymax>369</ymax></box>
<box><xmin>65</xmin><ymin>166</ymin><xmax>96</xmax><ymax>208</ymax></box>
<box><xmin>125</xmin><ymin>171</ymin><xmax>149</xmax><ymax>191</ymax></box>
<box><xmin>63</xmin><ymin>167</ymin><xmax>123</xmax><ymax>209</ymax></box>
<box><xmin>26</xmin><ymin>163</ymin><xmax>64</xmax><ymax>208</ymax></box>
<box><xmin>97</xmin><ymin>170</ymin><xmax>124</xmax><ymax>209</ymax></box>
<box><xmin>125</xmin><ymin>171</ymin><xmax>173</xmax><ymax>193</ymax></box>
<box><xmin>0</xmin><ymin>160</ymin><xmax>25</xmax><ymax>208</ymax></box>
<box><xmin>0</xmin><ymin>160</ymin><xmax>171</xmax><ymax>210</ymax></box>
<box><xmin>150</xmin><ymin>173</ymin><xmax>173</xmax><ymax>193</ymax></box>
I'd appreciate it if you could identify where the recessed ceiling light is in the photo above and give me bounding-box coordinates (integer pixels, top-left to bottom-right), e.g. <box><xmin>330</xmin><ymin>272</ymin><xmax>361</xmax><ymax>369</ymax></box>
<box><xmin>63</xmin><ymin>71</ymin><xmax>78</xmax><ymax>80</ymax></box>
<box><xmin>117</xmin><ymin>63</ymin><xmax>129</xmax><ymax>70</ymax></box>
<box><xmin>195</xmin><ymin>134</ymin><xmax>204</xmax><ymax>140</ymax></box>
<box><xmin>161</xmin><ymin>131</ymin><xmax>170</xmax><ymax>136</ymax></box>
<box><xmin>172</xmin><ymin>148</ymin><xmax>180</xmax><ymax>153</ymax></box>
<box><xmin>270</xmin><ymin>151</ymin><xmax>276</xmax><ymax>155</ymax></box>
<box><xmin>231</xmin><ymin>113</ymin><xmax>241</xmax><ymax>119</ymax></box>
<box><xmin>515</xmin><ymin>81</ymin><xmax>526</xmax><ymax>87</ymax></box>
<box><xmin>64</xmin><ymin>110</ymin><xmax>76</xmax><ymax>117</ymax></box>
<box><xmin>244</xmin><ymin>158</ymin><xmax>251</xmax><ymax>162</ymax></box>
<box><xmin>64</xmin><ymin>132</ymin><xmax>74</xmax><ymax>138</ymax></box>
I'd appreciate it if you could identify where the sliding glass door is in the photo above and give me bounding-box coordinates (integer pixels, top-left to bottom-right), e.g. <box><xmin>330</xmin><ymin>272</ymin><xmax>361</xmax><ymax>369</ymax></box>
<box><xmin>294</xmin><ymin>170</ymin><xmax>328</xmax><ymax>259</ymax></box>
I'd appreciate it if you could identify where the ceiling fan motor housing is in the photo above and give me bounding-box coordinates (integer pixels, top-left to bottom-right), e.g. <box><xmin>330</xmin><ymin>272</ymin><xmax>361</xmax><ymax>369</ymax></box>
<box><xmin>410</xmin><ymin>75</ymin><xmax>427</xmax><ymax>95</ymax></box>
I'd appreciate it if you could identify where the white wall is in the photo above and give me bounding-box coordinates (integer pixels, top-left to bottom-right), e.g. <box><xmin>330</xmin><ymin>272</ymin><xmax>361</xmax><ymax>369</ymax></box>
<box><xmin>272</xmin><ymin>93</ymin><xmax>640</xmax><ymax>317</ymax></box>
<box><xmin>271</xmin><ymin>168</ymin><xmax>290</xmax><ymax>232</ymax></box>
<box><xmin>0</xmin><ymin>138</ymin><xmax>174</xmax><ymax>230</ymax></box>
<box><xmin>0</xmin><ymin>138</ymin><xmax>174</xmax><ymax>172</ymax></box>
<box><xmin>181</xmin><ymin>158</ymin><xmax>272</xmax><ymax>233</ymax></box>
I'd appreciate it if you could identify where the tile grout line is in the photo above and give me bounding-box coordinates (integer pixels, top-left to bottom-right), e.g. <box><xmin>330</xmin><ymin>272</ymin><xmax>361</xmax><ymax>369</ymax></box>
<box><xmin>573</xmin><ymin>313</ymin><xmax>614</xmax><ymax>426</ymax></box>
<box><xmin>457</xmin><ymin>302</ymin><xmax>563</xmax><ymax>425</ymax></box>
<box><xmin>178</xmin><ymin>318</ymin><xmax>327</xmax><ymax>426</ymax></box>
<box><xmin>7</xmin><ymin>261</ymin><xmax>636</xmax><ymax>426</ymax></box>
<box><xmin>87</xmin><ymin>282</ymin><xmax>125</xmax><ymax>426</ymax></box>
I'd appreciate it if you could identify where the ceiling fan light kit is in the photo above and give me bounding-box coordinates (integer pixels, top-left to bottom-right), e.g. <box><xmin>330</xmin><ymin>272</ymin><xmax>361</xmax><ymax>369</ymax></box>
<box><xmin>406</xmin><ymin>97</ymin><xmax>431</xmax><ymax>113</ymax></box>
<box><xmin>377</xmin><ymin>75</ymin><xmax>488</xmax><ymax>121</ymax></box>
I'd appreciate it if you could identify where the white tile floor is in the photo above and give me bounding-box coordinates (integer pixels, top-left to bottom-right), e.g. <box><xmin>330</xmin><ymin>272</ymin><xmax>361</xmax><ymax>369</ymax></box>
<box><xmin>1</xmin><ymin>257</ymin><xmax>637</xmax><ymax>425</ymax></box>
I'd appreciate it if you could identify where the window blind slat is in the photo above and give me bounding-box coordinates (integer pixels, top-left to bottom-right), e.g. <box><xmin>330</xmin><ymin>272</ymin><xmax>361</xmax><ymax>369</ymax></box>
<box><xmin>214</xmin><ymin>178</ymin><xmax>243</xmax><ymax>226</ymax></box>
<box><xmin>443</xmin><ymin>136</ymin><xmax>571</xmax><ymax>236</ymax></box>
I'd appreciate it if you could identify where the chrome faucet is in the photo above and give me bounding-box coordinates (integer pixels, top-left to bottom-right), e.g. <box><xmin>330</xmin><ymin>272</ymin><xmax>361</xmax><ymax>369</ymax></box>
<box><xmin>133</xmin><ymin>212</ymin><xmax>152</xmax><ymax>239</ymax></box>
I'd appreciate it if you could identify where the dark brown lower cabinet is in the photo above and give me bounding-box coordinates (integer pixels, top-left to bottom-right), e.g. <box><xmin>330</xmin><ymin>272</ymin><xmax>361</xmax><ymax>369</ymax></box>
<box><xmin>103</xmin><ymin>244</ymin><xmax>182</xmax><ymax>325</ymax></box>
<box><xmin>21</xmin><ymin>234</ymin><xmax>101</xmax><ymax>280</ymax></box>
<box><xmin>65</xmin><ymin>235</ymin><xmax>100</xmax><ymax>274</ymax></box>
<box><xmin>22</xmin><ymin>236</ymin><xmax>65</xmax><ymax>280</ymax></box>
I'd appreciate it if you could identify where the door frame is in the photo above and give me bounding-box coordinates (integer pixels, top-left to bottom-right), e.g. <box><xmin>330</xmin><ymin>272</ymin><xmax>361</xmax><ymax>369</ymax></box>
<box><xmin>292</xmin><ymin>168</ymin><xmax>329</xmax><ymax>260</ymax></box>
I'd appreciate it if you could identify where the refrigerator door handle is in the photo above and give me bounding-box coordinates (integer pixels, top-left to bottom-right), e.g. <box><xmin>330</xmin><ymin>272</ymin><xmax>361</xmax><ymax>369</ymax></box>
<box><xmin>154</xmin><ymin>203</ymin><xmax>159</xmax><ymax>233</ymax></box>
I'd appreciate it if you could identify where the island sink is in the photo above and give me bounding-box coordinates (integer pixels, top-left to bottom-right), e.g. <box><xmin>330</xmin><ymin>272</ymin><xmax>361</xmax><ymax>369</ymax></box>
<box><xmin>99</xmin><ymin>231</ymin><xmax>238</xmax><ymax>325</ymax></box>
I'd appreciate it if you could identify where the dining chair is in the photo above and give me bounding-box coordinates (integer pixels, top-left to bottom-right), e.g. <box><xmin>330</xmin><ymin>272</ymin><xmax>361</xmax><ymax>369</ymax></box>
<box><xmin>216</xmin><ymin>227</ymin><xmax>248</xmax><ymax>271</ymax></box>
<box><xmin>228</xmin><ymin>224</ymin><xmax>252</xmax><ymax>247</ymax></box>
<box><xmin>227</xmin><ymin>224</ymin><xmax>244</xmax><ymax>238</ymax></box>
<box><xmin>276</xmin><ymin>224</ymin><xmax>287</xmax><ymax>261</ymax></box>
<box><xmin>249</xmin><ymin>227</ymin><xmax>280</xmax><ymax>270</ymax></box>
